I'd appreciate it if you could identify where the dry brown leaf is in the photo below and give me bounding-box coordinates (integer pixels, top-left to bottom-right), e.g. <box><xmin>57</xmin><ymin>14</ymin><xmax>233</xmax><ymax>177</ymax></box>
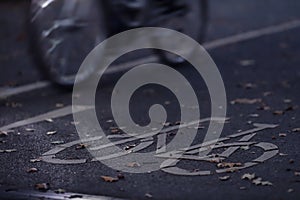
<box><xmin>76</xmin><ymin>143</ymin><xmax>87</xmax><ymax>149</ymax></box>
<box><xmin>219</xmin><ymin>176</ymin><xmax>230</xmax><ymax>181</ymax></box>
<box><xmin>54</xmin><ymin>188</ymin><xmax>66</xmax><ymax>194</ymax></box>
<box><xmin>273</xmin><ymin>110</ymin><xmax>284</xmax><ymax>115</ymax></box>
<box><xmin>292</xmin><ymin>128</ymin><xmax>300</xmax><ymax>132</ymax></box>
<box><xmin>27</xmin><ymin>168</ymin><xmax>38</xmax><ymax>173</ymax></box>
<box><xmin>294</xmin><ymin>171</ymin><xmax>300</xmax><ymax>176</ymax></box>
<box><xmin>0</xmin><ymin>131</ymin><xmax>9</xmax><ymax>137</ymax></box>
<box><xmin>217</xmin><ymin>162</ymin><xmax>242</xmax><ymax>168</ymax></box>
<box><xmin>126</xmin><ymin>162</ymin><xmax>141</xmax><ymax>168</ymax></box>
<box><xmin>101</xmin><ymin>176</ymin><xmax>118</xmax><ymax>182</ymax></box>
<box><xmin>231</xmin><ymin>98</ymin><xmax>262</xmax><ymax>105</ymax></box>
<box><xmin>279</xmin><ymin>133</ymin><xmax>287</xmax><ymax>137</ymax></box>
<box><xmin>35</xmin><ymin>183</ymin><xmax>50</xmax><ymax>191</ymax></box>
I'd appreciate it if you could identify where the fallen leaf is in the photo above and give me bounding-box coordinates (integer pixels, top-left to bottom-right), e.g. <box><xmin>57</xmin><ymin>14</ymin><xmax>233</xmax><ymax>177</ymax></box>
<box><xmin>289</xmin><ymin>159</ymin><xmax>294</xmax><ymax>164</ymax></box>
<box><xmin>257</xmin><ymin>104</ymin><xmax>271</xmax><ymax>111</ymax></box>
<box><xmin>292</xmin><ymin>128</ymin><xmax>300</xmax><ymax>132</ymax></box>
<box><xmin>279</xmin><ymin>133</ymin><xmax>287</xmax><ymax>137</ymax></box>
<box><xmin>283</xmin><ymin>99</ymin><xmax>292</xmax><ymax>103</ymax></box>
<box><xmin>45</xmin><ymin>118</ymin><xmax>53</xmax><ymax>123</ymax></box>
<box><xmin>248</xmin><ymin>114</ymin><xmax>259</xmax><ymax>117</ymax></box>
<box><xmin>124</xmin><ymin>144</ymin><xmax>136</xmax><ymax>151</ymax></box>
<box><xmin>231</xmin><ymin>98</ymin><xmax>262</xmax><ymax>105</ymax></box>
<box><xmin>27</xmin><ymin>168</ymin><xmax>38</xmax><ymax>173</ymax></box>
<box><xmin>279</xmin><ymin>153</ymin><xmax>288</xmax><ymax>156</ymax></box>
<box><xmin>126</xmin><ymin>162</ymin><xmax>141</xmax><ymax>168</ymax></box>
<box><xmin>145</xmin><ymin>193</ymin><xmax>153</xmax><ymax>198</ymax></box>
<box><xmin>263</xmin><ymin>91</ymin><xmax>273</xmax><ymax>97</ymax></box>
<box><xmin>287</xmin><ymin>188</ymin><xmax>294</xmax><ymax>193</ymax></box>
<box><xmin>219</xmin><ymin>176</ymin><xmax>230</xmax><ymax>181</ymax></box>
<box><xmin>35</xmin><ymin>183</ymin><xmax>49</xmax><ymax>191</ymax></box>
<box><xmin>25</xmin><ymin>128</ymin><xmax>35</xmax><ymax>132</ymax></box>
<box><xmin>51</xmin><ymin>141</ymin><xmax>64</xmax><ymax>145</ymax></box>
<box><xmin>46</xmin><ymin>131</ymin><xmax>57</xmax><ymax>135</ymax></box>
<box><xmin>217</xmin><ymin>162</ymin><xmax>242</xmax><ymax>168</ymax></box>
<box><xmin>0</xmin><ymin>131</ymin><xmax>9</xmax><ymax>137</ymax></box>
<box><xmin>30</xmin><ymin>158</ymin><xmax>42</xmax><ymax>163</ymax></box>
<box><xmin>294</xmin><ymin>171</ymin><xmax>300</xmax><ymax>176</ymax></box>
<box><xmin>70</xmin><ymin>121</ymin><xmax>80</xmax><ymax>125</ymax></box>
<box><xmin>239</xmin><ymin>59</ymin><xmax>255</xmax><ymax>66</ymax></box>
<box><xmin>76</xmin><ymin>143</ymin><xmax>87</xmax><ymax>149</ymax></box>
<box><xmin>55</xmin><ymin>103</ymin><xmax>64</xmax><ymax>108</ymax></box>
<box><xmin>241</xmin><ymin>173</ymin><xmax>256</xmax><ymax>180</ymax></box>
<box><xmin>117</xmin><ymin>173</ymin><xmax>125</xmax><ymax>179</ymax></box>
<box><xmin>273</xmin><ymin>110</ymin><xmax>284</xmax><ymax>115</ymax></box>
<box><xmin>0</xmin><ymin>149</ymin><xmax>17</xmax><ymax>153</ymax></box>
<box><xmin>100</xmin><ymin>176</ymin><xmax>118</xmax><ymax>182</ymax></box>
<box><xmin>54</xmin><ymin>188</ymin><xmax>65</xmax><ymax>194</ymax></box>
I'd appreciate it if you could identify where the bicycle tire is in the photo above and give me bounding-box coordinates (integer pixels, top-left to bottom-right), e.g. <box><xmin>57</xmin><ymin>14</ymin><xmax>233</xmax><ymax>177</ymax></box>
<box><xmin>28</xmin><ymin>0</ymin><xmax>109</xmax><ymax>89</ymax></box>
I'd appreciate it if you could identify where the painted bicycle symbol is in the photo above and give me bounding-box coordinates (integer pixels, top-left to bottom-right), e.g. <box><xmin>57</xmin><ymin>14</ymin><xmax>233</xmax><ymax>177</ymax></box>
<box><xmin>40</xmin><ymin>119</ymin><xmax>279</xmax><ymax>176</ymax></box>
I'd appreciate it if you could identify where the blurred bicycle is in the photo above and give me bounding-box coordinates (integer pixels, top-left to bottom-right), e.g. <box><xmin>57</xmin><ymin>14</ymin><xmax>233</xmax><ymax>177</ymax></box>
<box><xmin>29</xmin><ymin>0</ymin><xmax>208</xmax><ymax>88</ymax></box>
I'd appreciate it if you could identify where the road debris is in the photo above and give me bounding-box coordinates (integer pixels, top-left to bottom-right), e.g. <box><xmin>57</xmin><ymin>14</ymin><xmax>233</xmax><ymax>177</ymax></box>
<box><xmin>27</xmin><ymin>167</ymin><xmax>38</xmax><ymax>173</ymax></box>
<box><xmin>76</xmin><ymin>143</ymin><xmax>87</xmax><ymax>149</ymax></box>
<box><xmin>239</xmin><ymin>59</ymin><xmax>255</xmax><ymax>66</ymax></box>
<box><xmin>217</xmin><ymin>162</ymin><xmax>242</xmax><ymax>168</ymax></box>
<box><xmin>242</xmin><ymin>173</ymin><xmax>272</xmax><ymax>186</ymax></box>
<box><xmin>126</xmin><ymin>162</ymin><xmax>141</xmax><ymax>168</ymax></box>
<box><xmin>100</xmin><ymin>176</ymin><xmax>119</xmax><ymax>182</ymax></box>
<box><xmin>273</xmin><ymin>110</ymin><xmax>284</xmax><ymax>115</ymax></box>
<box><xmin>45</xmin><ymin>118</ymin><xmax>54</xmax><ymax>123</ymax></box>
<box><xmin>287</xmin><ymin>188</ymin><xmax>294</xmax><ymax>193</ymax></box>
<box><xmin>0</xmin><ymin>149</ymin><xmax>17</xmax><ymax>153</ymax></box>
<box><xmin>279</xmin><ymin>133</ymin><xmax>287</xmax><ymax>137</ymax></box>
<box><xmin>46</xmin><ymin>131</ymin><xmax>57</xmax><ymax>135</ymax></box>
<box><xmin>25</xmin><ymin>128</ymin><xmax>35</xmax><ymax>132</ymax></box>
<box><xmin>35</xmin><ymin>183</ymin><xmax>50</xmax><ymax>191</ymax></box>
<box><xmin>145</xmin><ymin>193</ymin><xmax>153</xmax><ymax>198</ymax></box>
<box><xmin>219</xmin><ymin>176</ymin><xmax>230</xmax><ymax>181</ymax></box>
<box><xmin>292</xmin><ymin>128</ymin><xmax>300</xmax><ymax>132</ymax></box>
<box><xmin>54</xmin><ymin>188</ymin><xmax>66</xmax><ymax>194</ymax></box>
<box><xmin>231</xmin><ymin>98</ymin><xmax>262</xmax><ymax>105</ymax></box>
<box><xmin>51</xmin><ymin>141</ymin><xmax>64</xmax><ymax>145</ymax></box>
<box><xmin>30</xmin><ymin>158</ymin><xmax>42</xmax><ymax>163</ymax></box>
<box><xmin>241</xmin><ymin>173</ymin><xmax>256</xmax><ymax>181</ymax></box>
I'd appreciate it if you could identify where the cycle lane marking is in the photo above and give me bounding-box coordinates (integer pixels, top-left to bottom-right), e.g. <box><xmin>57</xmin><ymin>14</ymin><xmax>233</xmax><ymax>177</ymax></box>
<box><xmin>0</xmin><ymin>105</ymin><xmax>93</xmax><ymax>132</ymax></box>
<box><xmin>1</xmin><ymin>19</ymin><xmax>300</xmax><ymax>99</ymax></box>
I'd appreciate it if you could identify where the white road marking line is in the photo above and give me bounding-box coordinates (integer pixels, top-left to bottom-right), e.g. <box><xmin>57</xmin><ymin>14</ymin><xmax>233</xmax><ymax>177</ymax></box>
<box><xmin>0</xmin><ymin>188</ymin><xmax>124</xmax><ymax>200</ymax></box>
<box><xmin>203</xmin><ymin>19</ymin><xmax>300</xmax><ymax>49</ymax></box>
<box><xmin>1</xmin><ymin>19</ymin><xmax>300</xmax><ymax>99</ymax></box>
<box><xmin>0</xmin><ymin>105</ymin><xmax>93</xmax><ymax>132</ymax></box>
<box><xmin>0</xmin><ymin>81</ymin><xmax>51</xmax><ymax>99</ymax></box>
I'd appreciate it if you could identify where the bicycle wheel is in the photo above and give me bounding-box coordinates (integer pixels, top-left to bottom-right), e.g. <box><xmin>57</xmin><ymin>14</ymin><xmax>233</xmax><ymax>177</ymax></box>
<box><xmin>154</xmin><ymin>0</ymin><xmax>208</xmax><ymax>65</ymax></box>
<box><xmin>29</xmin><ymin>0</ymin><xmax>108</xmax><ymax>88</ymax></box>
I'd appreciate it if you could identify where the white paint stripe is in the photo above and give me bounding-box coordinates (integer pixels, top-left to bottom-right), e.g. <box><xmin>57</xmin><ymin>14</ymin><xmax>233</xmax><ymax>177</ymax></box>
<box><xmin>0</xmin><ymin>105</ymin><xmax>93</xmax><ymax>132</ymax></box>
<box><xmin>0</xmin><ymin>81</ymin><xmax>51</xmax><ymax>99</ymax></box>
<box><xmin>1</xmin><ymin>19</ymin><xmax>300</xmax><ymax>99</ymax></box>
<box><xmin>0</xmin><ymin>188</ymin><xmax>124</xmax><ymax>200</ymax></box>
<box><xmin>204</xmin><ymin>19</ymin><xmax>300</xmax><ymax>49</ymax></box>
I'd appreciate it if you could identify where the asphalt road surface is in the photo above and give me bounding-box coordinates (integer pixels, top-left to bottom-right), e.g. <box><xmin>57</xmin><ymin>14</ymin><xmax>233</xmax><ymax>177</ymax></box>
<box><xmin>0</xmin><ymin>0</ymin><xmax>300</xmax><ymax>200</ymax></box>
